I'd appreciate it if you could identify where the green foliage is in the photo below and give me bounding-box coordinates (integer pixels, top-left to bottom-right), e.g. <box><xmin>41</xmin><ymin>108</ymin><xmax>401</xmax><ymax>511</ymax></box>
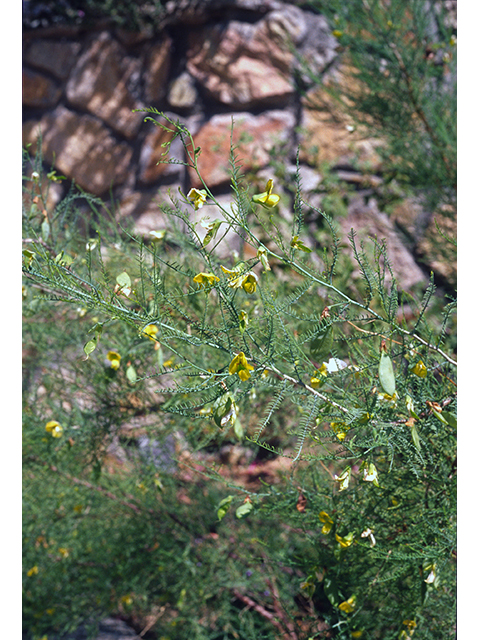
<box><xmin>299</xmin><ymin>0</ymin><xmax>456</xmax><ymax>213</ymax></box>
<box><xmin>23</xmin><ymin>0</ymin><xmax>170</xmax><ymax>32</ymax></box>
<box><xmin>23</xmin><ymin>113</ymin><xmax>456</xmax><ymax>639</ymax></box>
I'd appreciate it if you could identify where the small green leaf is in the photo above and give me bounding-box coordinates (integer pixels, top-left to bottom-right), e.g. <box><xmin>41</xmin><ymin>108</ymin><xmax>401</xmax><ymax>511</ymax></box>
<box><xmin>442</xmin><ymin>410</ymin><xmax>457</xmax><ymax>428</ymax></box>
<box><xmin>310</xmin><ymin>324</ymin><xmax>334</xmax><ymax>361</ymax></box>
<box><xmin>213</xmin><ymin>393</ymin><xmax>237</xmax><ymax>428</ymax></box>
<box><xmin>239</xmin><ymin>310</ymin><xmax>249</xmax><ymax>334</ymax></box>
<box><xmin>202</xmin><ymin>219</ymin><xmax>222</xmax><ymax>247</ymax></box>
<box><xmin>432</xmin><ymin>409</ymin><xmax>448</xmax><ymax>425</ymax></box>
<box><xmin>291</xmin><ymin>235</ymin><xmax>312</xmax><ymax>252</ymax></box>
<box><xmin>310</xmin><ymin>324</ymin><xmax>333</xmax><ymax>362</ymax></box>
<box><xmin>84</xmin><ymin>323</ymin><xmax>104</xmax><ymax>358</ymax></box>
<box><xmin>41</xmin><ymin>219</ymin><xmax>50</xmax><ymax>242</ymax></box>
<box><xmin>411</xmin><ymin>423</ymin><xmax>421</xmax><ymax>451</ymax></box>
<box><xmin>88</xmin><ymin>322</ymin><xmax>104</xmax><ymax>336</ymax></box>
<box><xmin>235</xmin><ymin>500</ymin><xmax>253</xmax><ymax>519</ymax></box>
<box><xmin>217</xmin><ymin>495</ymin><xmax>233</xmax><ymax>521</ymax></box>
<box><xmin>405</xmin><ymin>395</ymin><xmax>419</xmax><ymax>419</ymax></box>
<box><xmin>323</xmin><ymin>576</ymin><xmax>341</xmax><ymax>607</ymax></box>
<box><xmin>116</xmin><ymin>271</ymin><xmax>131</xmax><ymax>288</ymax></box>
<box><xmin>23</xmin><ymin>249</ymin><xmax>35</xmax><ymax>268</ymax></box>
<box><xmin>233</xmin><ymin>417</ymin><xmax>244</xmax><ymax>440</ymax></box>
<box><xmin>379</xmin><ymin>351</ymin><xmax>396</xmax><ymax>396</ymax></box>
<box><xmin>126</xmin><ymin>365</ymin><xmax>137</xmax><ymax>384</ymax></box>
<box><xmin>55</xmin><ymin>251</ymin><xmax>73</xmax><ymax>266</ymax></box>
<box><xmin>83</xmin><ymin>339</ymin><xmax>97</xmax><ymax>357</ymax></box>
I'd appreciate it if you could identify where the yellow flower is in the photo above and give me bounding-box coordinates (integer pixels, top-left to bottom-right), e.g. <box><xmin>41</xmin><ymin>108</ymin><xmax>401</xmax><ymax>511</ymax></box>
<box><xmin>338</xmin><ymin>595</ymin><xmax>356</xmax><ymax>613</ymax></box>
<box><xmin>251</xmin><ymin>179</ymin><xmax>280</xmax><ymax>209</ymax></box>
<box><xmin>351</xmin><ymin>631</ymin><xmax>363</xmax><ymax>638</ymax></box>
<box><xmin>241</xmin><ymin>272</ymin><xmax>258</xmax><ymax>294</ymax></box>
<box><xmin>58</xmin><ymin>547</ymin><xmax>69</xmax><ymax>558</ymax></box>
<box><xmin>334</xmin><ymin>466</ymin><xmax>351</xmax><ymax>491</ymax></box>
<box><xmin>402</xmin><ymin>620</ymin><xmax>417</xmax><ymax>631</ymax></box>
<box><xmin>335</xmin><ymin>531</ymin><xmax>355</xmax><ymax>548</ymax></box>
<box><xmin>106</xmin><ymin>351</ymin><xmax>121</xmax><ymax>370</ymax></box>
<box><xmin>142</xmin><ymin>324</ymin><xmax>159</xmax><ymax>341</ymax></box>
<box><xmin>310</xmin><ymin>363</ymin><xmax>328</xmax><ymax>387</ymax></box>
<box><xmin>45</xmin><ymin>420</ymin><xmax>63</xmax><ymax>438</ymax></box>
<box><xmin>220</xmin><ymin>265</ymin><xmax>258</xmax><ymax>293</ymax></box>
<box><xmin>187</xmin><ymin>188</ymin><xmax>207</xmax><ymax>210</ymax></box>
<box><xmin>331</xmin><ymin>421</ymin><xmax>349</xmax><ymax>442</ymax></box>
<box><xmin>412</xmin><ymin>360</ymin><xmax>427</xmax><ymax>378</ymax></box>
<box><xmin>319</xmin><ymin>511</ymin><xmax>333</xmax><ymax>534</ymax></box>
<box><xmin>377</xmin><ymin>390</ymin><xmax>398</xmax><ymax>407</ymax></box>
<box><xmin>27</xmin><ymin>566</ymin><xmax>38</xmax><ymax>577</ymax></box>
<box><xmin>400</xmin><ymin>620</ymin><xmax>417</xmax><ymax>639</ymax></box>
<box><xmin>229</xmin><ymin>352</ymin><xmax>254</xmax><ymax>381</ymax></box>
<box><xmin>220</xmin><ymin>265</ymin><xmax>243</xmax><ymax>288</ymax></box>
<box><xmin>193</xmin><ymin>272</ymin><xmax>220</xmax><ymax>289</ymax></box>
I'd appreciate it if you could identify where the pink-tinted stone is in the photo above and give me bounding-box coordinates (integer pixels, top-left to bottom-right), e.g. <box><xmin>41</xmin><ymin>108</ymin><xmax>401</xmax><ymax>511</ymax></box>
<box><xmin>185</xmin><ymin>9</ymin><xmax>307</xmax><ymax>108</ymax></box>
<box><xmin>187</xmin><ymin>111</ymin><xmax>295</xmax><ymax>188</ymax></box>
<box><xmin>66</xmin><ymin>32</ymin><xmax>144</xmax><ymax>139</ymax></box>
<box><xmin>340</xmin><ymin>198</ymin><xmax>427</xmax><ymax>291</ymax></box>
<box><xmin>23</xmin><ymin>106</ymin><xmax>133</xmax><ymax>196</ymax></box>
<box><xmin>143</xmin><ymin>37</ymin><xmax>172</xmax><ymax>104</ymax></box>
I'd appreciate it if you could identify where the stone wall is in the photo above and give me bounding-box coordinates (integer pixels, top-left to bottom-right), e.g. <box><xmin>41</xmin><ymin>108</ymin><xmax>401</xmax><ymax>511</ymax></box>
<box><xmin>23</xmin><ymin>0</ymin><xmax>441</xmax><ymax>290</ymax></box>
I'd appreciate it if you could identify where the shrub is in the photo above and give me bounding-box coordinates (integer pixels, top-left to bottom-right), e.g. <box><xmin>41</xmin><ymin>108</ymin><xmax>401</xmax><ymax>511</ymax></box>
<box><xmin>298</xmin><ymin>0</ymin><xmax>456</xmax><ymax>214</ymax></box>
<box><xmin>23</xmin><ymin>113</ymin><xmax>456</xmax><ymax>639</ymax></box>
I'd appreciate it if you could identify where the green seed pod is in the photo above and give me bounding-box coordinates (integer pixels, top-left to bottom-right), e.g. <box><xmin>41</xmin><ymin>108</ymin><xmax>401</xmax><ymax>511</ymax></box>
<box><xmin>379</xmin><ymin>350</ymin><xmax>396</xmax><ymax>396</ymax></box>
<box><xmin>310</xmin><ymin>324</ymin><xmax>333</xmax><ymax>361</ymax></box>
<box><xmin>310</xmin><ymin>324</ymin><xmax>334</xmax><ymax>361</ymax></box>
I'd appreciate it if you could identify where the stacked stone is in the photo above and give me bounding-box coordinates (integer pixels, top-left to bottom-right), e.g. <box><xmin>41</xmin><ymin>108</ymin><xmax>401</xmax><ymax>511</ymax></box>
<box><xmin>23</xmin><ymin>0</ymin><xmax>431</xmax><ymax>290</ymax></box>
<box><xmin>23</xmin><ymin>4</ymin><xmax>335</xmax><ymax>212</ymax></box>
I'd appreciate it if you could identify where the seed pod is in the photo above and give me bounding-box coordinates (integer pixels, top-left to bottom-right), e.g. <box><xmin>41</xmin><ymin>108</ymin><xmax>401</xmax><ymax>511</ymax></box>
<box><xmin>310</xmin><ymin>324</ymin><xmax>334</xmax><ymax>361</ymax></box>
<box><xmin>379</xmin><ymin>350</ymin><xmax>396</xmax><ymax>396</ymax></box>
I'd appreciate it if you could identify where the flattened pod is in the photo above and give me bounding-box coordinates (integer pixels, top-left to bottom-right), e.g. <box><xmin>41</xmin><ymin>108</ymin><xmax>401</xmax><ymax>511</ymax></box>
<box><xmin>379</xmin><ymin>351</ymin><xmax>396</xmax><ymax>396</ymax></box>
<box><xmin>310</xmin><ymin>324</ymin><xmax>334</xmax><ymax>361</ymax></box>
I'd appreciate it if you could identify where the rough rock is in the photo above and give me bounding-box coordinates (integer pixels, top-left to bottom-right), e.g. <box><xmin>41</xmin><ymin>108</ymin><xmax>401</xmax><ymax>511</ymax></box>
<box><xmin>66</xmin><ymin>31</ymin><xmax>144</xmax><ymax>139</ymax></box>
<box><xmin>295</xmin><ymin>13</ymin><xmax>338</xmax><ymax>83</ymax></box>
<box><xmin>143</xmin><ymin>36</ymin><xmax>172</xmax><ymax>104</ymax></box>
<box><xmin>299</xmin><ymin>75</ymin><xmax>385</xmax><ymax>170</ymax></box>
<box><xmin>23</xmin><ymin>38</ymin><xmax>82</xmax><ymax>80</ymax></box>
<box><xmin>390</xmin><ymin>197</ymin><xmax>432</xmax><ymax>242</ymax></box>
<box><xmin>118</xmin><ymin>187</ymin><xmax>179</xmax><ymax>229</ymax></box>
<box><xmin>186</xmin><ymin>6</ymin><xmax>307</xmax><ymax>108</ymax></box>
<box><xmin>22</xmin><ymin>68</ymin><xmax>62</xmax><ymax>108</ymax></box>
<box><xmin>23</xmin><ymin>106</ymin><xmax>133</xmax><ymax>196</ymax></box>
<box><xmin>188</xmin><ymin>110</ymin><xmax>295</xmax><ymax>188</ymax></box>
<box><xmin>416</xmin><ymin>205</ymin><xmax>457</xmax><ymax>288</ymax></box>
<box><xmin>167</xmin><ymin>71</ymin><xmax>198</xmax><ymax>110</ymax></box>
<box><xmin>340</xmin><ymin>197</ymin><xmax>427</xmax><ymax>291</ymax></box>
